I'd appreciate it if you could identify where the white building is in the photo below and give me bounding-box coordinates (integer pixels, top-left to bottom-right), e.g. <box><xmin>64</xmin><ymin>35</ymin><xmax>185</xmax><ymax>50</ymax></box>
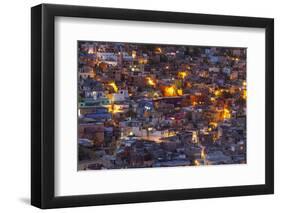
<box><xmin>112</xmin><ymin>90</ymin><xmax>129</xmax><ymax>102</ymax></box>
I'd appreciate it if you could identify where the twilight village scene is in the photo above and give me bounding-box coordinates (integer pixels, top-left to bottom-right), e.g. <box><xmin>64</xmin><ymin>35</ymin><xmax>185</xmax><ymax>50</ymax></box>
<box><xmin>78</xmin><ymin>41</ymin><xmax>247</xmax><ymax>170</ymax></box>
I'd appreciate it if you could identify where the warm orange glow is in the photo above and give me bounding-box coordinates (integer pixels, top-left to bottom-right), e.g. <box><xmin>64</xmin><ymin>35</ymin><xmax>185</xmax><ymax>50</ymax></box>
<box><xmin>186</xmin><ymin>82</ymin><xmax>192</xmax><ymax>88</ymax></box>
<box><xmin>214</xmin><ymin>90</ymin><xmax>221</xmax><ymax>97</ymax></box>
<box><xmin>209</xmin><ymin>122</ymin><xmax>218</xmax><ymax>128</ymax></box>
<box><xmin>177</xmin><ymin>89</ymin><xmax>183</xmax><ymax>96</ymax></box>
<box><xmin>108</xmin><ymin>82</ymin><xmax>118</xmax><ymax>93</ymax></box>
<box><xmin>242</xmin><ymin>90</ymin><xmax>247</xmax><ymax>100</ymax></box>
<box><xmin>156</xmin><ymin>47</ymin><xmax>162</xmax><ymax>53</ymax></box>
<box><xmin>168</xmin><ymin>131</ymin><xmax>176</xmax><ymax>137</ymax></box>
<box><xmin>201</xmin><ymin>147</ymin><xmax>206</xmax><ymax>160</ymax></box>
<box><xmin>232</xmin><ymin>57</ymin><xmax>239</xmax><ymax>61</ymax></box>
<box><xmin>163</xmin><ymin>131</ymin><xmax>176</xmax><ymax>137</ymax></box>
<box><xmin>192</xmin><ymin>131</ymin><xmax>199</xmax><ymax>143</ymax></box>
<box><xmin>194</xmin><ymin>160</ymin><xmax>200</xmax><ymax>166</ymax></box>
<box><xmin>146</xmin><ymin>77</ymin><xmax>156</xmax><ymax>86</ymax></box>
<box><xmin>153</xmin><ymin>92</ymin><xmax>159</xmax><ymax>97</ymax></box>
<box><xmin>107</xmin><ymin>104</ymin><xmax>123</xmax><ymax>114</ymax></box>
<box><xmin>161</xmin><ymin>85</ymin><xmax>183</xmax><ymax>97</ymax></box>
<box><xmin>163</xmin><ymin>85</ymin><xmax>178</xmax><ymax>97</ymax></box>
<box><xmin>166</xmin><ymin>86</ymin><xmax>176</xmax><ymax>96</ymax></box>
<box><xmin>139</xmin><ymin>58</ymin><xmax>148</xmax><ymax>64</ymax></box>
<box><xmin>243</xmin><ymin>81</ymin><xmax>247</xmax><ymax>87</ymax></box>
<box><xmin>192</xmin><ymin>101</ymin><xmax>198</xmax><ymax>107</ymax></box>
<box><xmin>223</xmin><ymin>108</ymin><xmax>231</xmax><ymax>120</ymax></box>
<box><xmin>213</xmin><ymin>134</ymin><xmax>218</xmax><ymax>143</ymax></box>
<box><xmin>178</xmin><ymin>71</ymin><xmax>188</xmax><ymax>79</ymax></box>
<box><xmin>132</xmin><ymin>50</ymin><xmax>136</xmax><ymax>59</ymax></box>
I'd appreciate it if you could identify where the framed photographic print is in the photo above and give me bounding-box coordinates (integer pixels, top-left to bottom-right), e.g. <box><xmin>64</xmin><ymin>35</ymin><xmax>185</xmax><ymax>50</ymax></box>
<box><xmin>31</xmin><ymin>3</ymin><xmax>274</xmax><ymax>209</ymax></box>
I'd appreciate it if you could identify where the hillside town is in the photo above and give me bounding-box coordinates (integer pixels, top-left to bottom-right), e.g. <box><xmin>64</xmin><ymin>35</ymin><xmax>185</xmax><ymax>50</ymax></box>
<box><xmin>78</xmin><ymin>41</ymin><xmax>247</xmax><ymax>170</ymax></box>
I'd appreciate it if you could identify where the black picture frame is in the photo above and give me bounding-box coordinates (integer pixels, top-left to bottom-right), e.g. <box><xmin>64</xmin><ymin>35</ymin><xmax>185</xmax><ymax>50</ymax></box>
<box><xmin>31</xmin><ymin>3</ymin><xmax>274</xmax><ymax>209</ymax></box>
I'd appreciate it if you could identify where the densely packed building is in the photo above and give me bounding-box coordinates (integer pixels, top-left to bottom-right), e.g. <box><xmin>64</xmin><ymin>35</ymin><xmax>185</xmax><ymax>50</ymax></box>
<box><xmin>78</xmin><ymin>41</ymin><xmax>247</xmax><ymax>170</ymax></box>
